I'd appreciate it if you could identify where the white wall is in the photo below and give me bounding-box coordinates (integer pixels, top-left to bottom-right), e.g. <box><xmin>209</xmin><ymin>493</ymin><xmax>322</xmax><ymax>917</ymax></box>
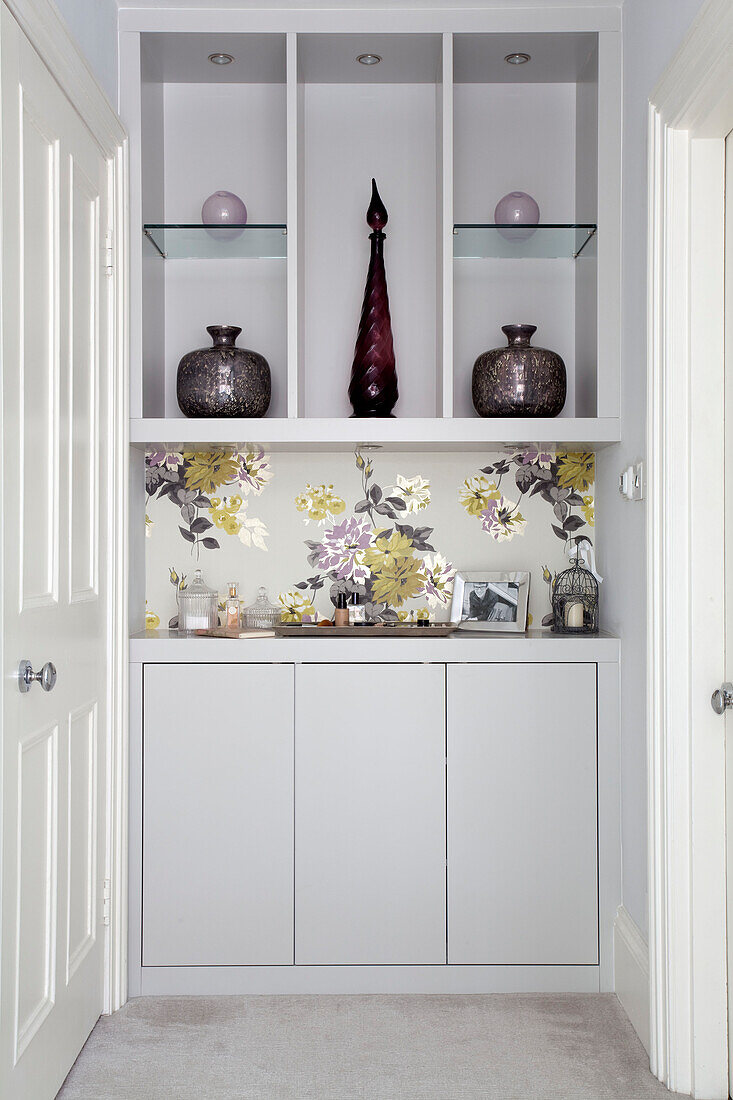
<box><xmin>599</xmin><ymin>0</ymin><xmax>706</xmax><ymax>938</ymax></box>
<box><xmin>52</xmin><ymin>0</ymin><xmax>118</xmax><ymax>106</ymax></box>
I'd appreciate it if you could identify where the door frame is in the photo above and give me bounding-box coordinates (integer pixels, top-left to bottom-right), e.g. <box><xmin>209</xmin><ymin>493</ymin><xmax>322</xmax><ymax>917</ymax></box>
<box><xmin>647</xmin><ymin>0</ymin><xmax>733</xmax><ymax>1095</ymax></box>
<box><xmin>0</xmin><ymin>0</ymin><xmax>129</xmax><ymax>1013</ymax></box>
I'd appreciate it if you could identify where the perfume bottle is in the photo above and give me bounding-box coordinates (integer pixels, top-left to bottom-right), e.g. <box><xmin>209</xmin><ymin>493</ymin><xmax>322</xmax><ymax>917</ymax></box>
<box><xmin>226</xmin><ymin>582</ymin><xmax>240</xmax><ymax>630</ymax></box>
<box><xmin>349</xmin><ymin>592</ymin><xmax>366</xmax><ymax>625</ymax></box>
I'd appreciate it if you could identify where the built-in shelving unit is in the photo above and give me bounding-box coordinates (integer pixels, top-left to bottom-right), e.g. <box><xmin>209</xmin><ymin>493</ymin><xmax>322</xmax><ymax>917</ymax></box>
<box><xmin>120</xmin><ymin>5</ymin><xmax>624</xmax><ymax>1002</ymax></box>
<box><xmin>123</xmin><ymin>23</ymin><xmax>621</xmax><ymax>432</ymax></box>
<box><xmin>121</xmin><ymin>12</ymin><xmax>622</xmax><ymax>633</ymax></box>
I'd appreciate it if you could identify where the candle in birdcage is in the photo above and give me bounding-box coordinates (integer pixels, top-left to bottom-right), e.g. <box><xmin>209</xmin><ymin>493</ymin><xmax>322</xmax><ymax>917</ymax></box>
<box><xmin>565</xmin><ymin>600</ymin><xmax>584</xmax><ymax>629</ymax></box>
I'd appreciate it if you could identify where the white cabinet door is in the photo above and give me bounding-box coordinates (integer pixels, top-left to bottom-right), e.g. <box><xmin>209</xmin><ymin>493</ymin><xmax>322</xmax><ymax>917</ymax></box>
<box><xmin>143</xmin><ymin>664</ymin><xmax>294</xmax><ymax>965</ymax></box>
<box><xmin>295</xmin><ymin>664</ymin><xmax>446</xmax><ymax>964</ymax></box>
<box><xmin>448</xmin><ymin>663</ymin><xmax>598</xmax><ymax>964</ymax></box>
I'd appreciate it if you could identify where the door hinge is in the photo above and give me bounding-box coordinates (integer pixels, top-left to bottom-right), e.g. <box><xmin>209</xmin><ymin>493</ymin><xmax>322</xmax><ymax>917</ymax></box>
<box><xmin>102</xmin><ymin>878</ymin><xmax>111</xmax><ymax>926</ymax></box>
<box><xmin>105</xmin><ymin>230</ymin><xmax>114</xmax><ymax>277</ymax></box>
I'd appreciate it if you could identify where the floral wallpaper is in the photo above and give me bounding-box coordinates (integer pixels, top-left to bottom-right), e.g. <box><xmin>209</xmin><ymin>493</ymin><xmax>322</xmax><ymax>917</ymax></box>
<box><xmin>144</xmin><ymin>447</ymin><xmax>596</xmax><ymax>630</ymax></box>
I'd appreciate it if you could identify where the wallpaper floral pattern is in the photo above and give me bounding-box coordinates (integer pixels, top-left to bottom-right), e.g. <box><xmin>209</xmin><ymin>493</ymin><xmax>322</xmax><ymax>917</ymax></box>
<box><xmin>281</xmin><ymin>454</ymin><xmax>456</xmax><ymax>622</ymax></box>
<box><xmin>143</xmin><ymin>447</ymin><xmax>596</xmax><ymax>630</ymax></box>
<box><xmin>459</xmin><ymin>449</ymin><xmax>595</xmax><ymax>627</ymax></box>
<box><xmin>145</xmin><ymin>448</ymin><xmax>271</xmax><ymax>555</ymax></box>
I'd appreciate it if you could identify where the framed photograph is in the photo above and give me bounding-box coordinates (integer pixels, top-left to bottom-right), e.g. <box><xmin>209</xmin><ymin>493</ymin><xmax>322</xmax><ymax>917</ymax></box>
<box><xmin>449</xmin><ymin>571</ymin><xmax>530</xmax><ymax>633</ymax></box>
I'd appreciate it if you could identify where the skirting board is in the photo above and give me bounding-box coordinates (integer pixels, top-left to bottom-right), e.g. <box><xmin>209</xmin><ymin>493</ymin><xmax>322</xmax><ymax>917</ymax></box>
<box><xmin>614</xmin><ymin>905</ymin><xmax>650</xmax><ymax>1054</ymax></box>
<box><xmin>136</xmin><ymin>965</ymin><xmax>600</xmax><ymax>997</ymax></box>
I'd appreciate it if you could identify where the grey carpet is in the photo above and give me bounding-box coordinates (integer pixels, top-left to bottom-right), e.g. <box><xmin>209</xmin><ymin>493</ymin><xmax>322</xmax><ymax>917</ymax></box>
<box><xmin>56</xmin><ymin>994</ymin><xmax>684</xmax><ymax>1100</ymax></box>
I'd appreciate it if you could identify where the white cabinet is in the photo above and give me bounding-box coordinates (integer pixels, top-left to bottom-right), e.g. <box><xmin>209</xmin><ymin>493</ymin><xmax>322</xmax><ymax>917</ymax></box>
<box><xmin>133</xmin><ymin>653</ymin><xmax>610</xmax><ymax>989</ymax></box>
<box><xmin>142</xmin><ymin>663</ymin><xmax>294</xmax><ymax>965</ymax></box>
<box><xmin>295</xmin><ymin>663</ymin><xmax>446</xmax><ymax>964</ymax></box>
<box><xmin>447</xmin><ymin>662</ymin><xmax>598</xmax><ymax>965</ymax></box>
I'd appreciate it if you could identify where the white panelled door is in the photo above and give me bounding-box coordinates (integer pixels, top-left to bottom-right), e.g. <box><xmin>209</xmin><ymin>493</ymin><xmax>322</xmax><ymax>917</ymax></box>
<box><xmin>0</xmin><ymin>6</ymin><xmax>113</xmax><ymax>1098</ymax></box>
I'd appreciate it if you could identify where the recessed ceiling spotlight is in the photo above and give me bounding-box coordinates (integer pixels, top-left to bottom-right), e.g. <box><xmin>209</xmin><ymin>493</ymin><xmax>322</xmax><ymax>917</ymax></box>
<box><xmin>208</xmin><ymin>52</ymin><xmax>234</xmax><ymax>66</ymax></box>
<box><xmin>357</xmin><ymin>53</ymin><xmax>382</xmax><ymax>66</ymax></box>
<box><xmin>504</xmin><ymin>52</ymin><xmax>531</xmax><ymax>66</ymax></box>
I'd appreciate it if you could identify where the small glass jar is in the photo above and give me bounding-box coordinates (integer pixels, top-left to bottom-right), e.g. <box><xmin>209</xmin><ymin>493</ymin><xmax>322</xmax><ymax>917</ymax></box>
<box><xmin>243</xmin><ymin>586</ymin><xmax>282</xmax><ymax>629</ymax></box>
<box><xmin>177</xmin><ymin>568</ymin><xmax>218</xmax><ymax>634</ymax></box>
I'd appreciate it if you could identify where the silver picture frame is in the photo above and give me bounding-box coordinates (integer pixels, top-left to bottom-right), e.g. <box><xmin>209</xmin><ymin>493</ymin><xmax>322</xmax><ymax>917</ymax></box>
<box><xmin>449</xmin><ymin>571</ymin><xmax>531</xmax><ymax>633</ymax></box>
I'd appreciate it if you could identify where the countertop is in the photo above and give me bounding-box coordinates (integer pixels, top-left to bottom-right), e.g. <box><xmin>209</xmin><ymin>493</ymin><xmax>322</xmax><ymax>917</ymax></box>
<box><xmin>130</xmin><ymin>628</ymin><xmax>620</xmax><ymax>664</ymax></box>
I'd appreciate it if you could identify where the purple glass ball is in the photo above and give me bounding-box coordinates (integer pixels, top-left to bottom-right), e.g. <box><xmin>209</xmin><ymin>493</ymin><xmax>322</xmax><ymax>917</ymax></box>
<box><xmin>494</xmin><ymin>191</ymin><xmax>540</xmax><ymax>241</ymax></box>
<box><xmin>201</xmin><ymin>191</ymin><xmax>247</xmax><ymax>241</ymax></box>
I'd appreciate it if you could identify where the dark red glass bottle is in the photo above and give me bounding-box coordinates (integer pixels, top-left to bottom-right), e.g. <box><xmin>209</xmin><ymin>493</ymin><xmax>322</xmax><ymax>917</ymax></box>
<box><xmin>348</xmin><ymin>179</ymin><xmax>398</xmax><ymax>417</ymax></box>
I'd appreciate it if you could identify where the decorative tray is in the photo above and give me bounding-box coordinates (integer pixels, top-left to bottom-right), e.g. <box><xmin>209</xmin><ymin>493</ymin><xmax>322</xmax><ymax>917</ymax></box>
<box><xmin>274</xmin><ymin>623</ymin><xmax>458</xmax><ymax>637</ymax></box>
<box><xmin>194</xmin><ymin>627</ymin><xmax>276</xmax><ymax>639</ymax></box>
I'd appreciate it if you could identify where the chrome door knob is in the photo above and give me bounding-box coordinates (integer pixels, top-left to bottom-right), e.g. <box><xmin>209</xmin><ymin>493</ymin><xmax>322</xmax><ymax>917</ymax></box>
<box><xmin>18</xmin><ymin>659</ymin><xmax>57</xmax><ymax>694</ymax></box>
<box><xmin>711</xmin><ymin>682</ymin><xmax>733</xmax><ymax>715</ymax></box>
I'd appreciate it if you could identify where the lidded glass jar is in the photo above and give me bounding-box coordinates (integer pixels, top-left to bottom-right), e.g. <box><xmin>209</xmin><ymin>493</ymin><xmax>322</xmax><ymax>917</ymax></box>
<box><xmin>177</xmin><ymin>568</ymin><xmax>218</xmax><ymax>634</ymax></box>
<box><xmin>243</xmin><ymin>586</ymin><xmax>282</xmax><ymax>629</ymax></box>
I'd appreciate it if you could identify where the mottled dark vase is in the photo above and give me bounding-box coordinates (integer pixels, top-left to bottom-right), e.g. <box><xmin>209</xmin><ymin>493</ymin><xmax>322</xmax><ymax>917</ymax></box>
<box><xmin>176</xmin><ymin>325</ymin><xmax>271</xmax><ymax>418</ymax></box>
<box><xmin>472</xmin><ymin>324</ymin><xmax>566</xmax><ymax>418</ymax></box>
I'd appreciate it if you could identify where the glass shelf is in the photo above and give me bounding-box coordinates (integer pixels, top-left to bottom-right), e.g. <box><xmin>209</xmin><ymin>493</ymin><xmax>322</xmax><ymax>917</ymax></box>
<box><xmin>143</xmin><ymin>224</ymin><xmax>287</xmax><ymax>260</ymax></box>
<box><xmin>453</xmin><ymin>224</ymin><xmax>597</xmax><ymax>260</ymax></box>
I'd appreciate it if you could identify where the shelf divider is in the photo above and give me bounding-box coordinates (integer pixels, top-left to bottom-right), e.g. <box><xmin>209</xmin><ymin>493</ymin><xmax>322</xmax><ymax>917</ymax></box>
<box><xmin>286</xmin><ymin>31</ymin><xmax>300</xmax><ymax>418</ymax></box>
<box><xmin>440</xmin><ymin>32</ymin><xmax>454</xmax><ymax>419</ymax></box>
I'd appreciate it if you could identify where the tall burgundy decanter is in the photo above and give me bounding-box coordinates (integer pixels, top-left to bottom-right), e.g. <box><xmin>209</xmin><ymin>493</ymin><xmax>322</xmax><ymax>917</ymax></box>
<box><xmin>348</xmin><ymin>179</ymin><xmax>398</xmax><ymax>417</ymax></box>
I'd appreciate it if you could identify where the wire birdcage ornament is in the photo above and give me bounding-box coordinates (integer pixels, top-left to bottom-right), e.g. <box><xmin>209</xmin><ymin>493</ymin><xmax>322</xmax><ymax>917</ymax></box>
<box><xmin>552</xmin><ymin>547</ymin><xmax>599</xmax><ymax>635</ymax></box>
